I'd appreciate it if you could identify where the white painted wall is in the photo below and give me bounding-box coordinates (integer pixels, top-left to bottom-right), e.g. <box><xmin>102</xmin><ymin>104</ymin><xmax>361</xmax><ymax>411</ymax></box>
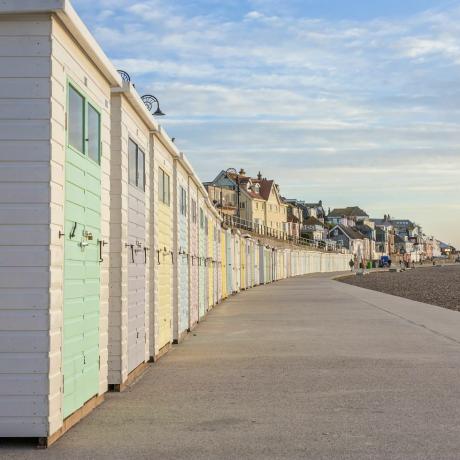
<box><xmin>0</xmin><ymin>13</ymin><xmax>52</xmax><ymax>438</ymax></box>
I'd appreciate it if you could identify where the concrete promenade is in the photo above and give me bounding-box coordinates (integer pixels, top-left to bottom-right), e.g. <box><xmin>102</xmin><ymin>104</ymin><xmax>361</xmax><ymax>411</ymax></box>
<box><xmin>3</xmin><ymin>274</ymin><xmax>460</xmax><ymax>459</ymax></box>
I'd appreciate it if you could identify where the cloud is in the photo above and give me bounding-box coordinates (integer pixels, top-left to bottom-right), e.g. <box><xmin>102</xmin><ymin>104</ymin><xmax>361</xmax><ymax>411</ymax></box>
<box><xmin>72</xmin><ymin>0</ymin><xmax>460</xmax><ymax>245</ymax></box>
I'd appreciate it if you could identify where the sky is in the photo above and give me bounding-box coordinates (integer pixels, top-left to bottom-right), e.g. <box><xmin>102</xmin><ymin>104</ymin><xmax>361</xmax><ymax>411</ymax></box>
<box><xmin>73</xmin><ymin>0</ymin><xmax>460</xmax><ymax>247</ymax></box>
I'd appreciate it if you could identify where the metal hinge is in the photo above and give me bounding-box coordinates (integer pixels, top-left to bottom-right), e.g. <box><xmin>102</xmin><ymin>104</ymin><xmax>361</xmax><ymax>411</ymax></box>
<box><xmin>98</xmin><ymin>356</ymin><xmax>101</xmax><ymax>369</ymax></box>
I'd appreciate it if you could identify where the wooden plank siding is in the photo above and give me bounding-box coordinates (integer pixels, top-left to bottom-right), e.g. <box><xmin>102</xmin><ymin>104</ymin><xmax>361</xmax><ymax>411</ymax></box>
<box><xmin>0</xmin><ymin>13</ymin><xmax>52</xmax><ymax>438</ymax></box>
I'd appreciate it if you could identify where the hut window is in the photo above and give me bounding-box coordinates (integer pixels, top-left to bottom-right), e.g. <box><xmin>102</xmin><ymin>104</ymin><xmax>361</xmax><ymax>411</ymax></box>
<box><xmin>159</xmin><ymin>168</ymin><xmax>170</xmax><ymax>205</ymax></box>
<box><xmin>68</xmin><ymin>85</ymin><xmax>85</xmax><ymax>153</ymax></box>
<box><xmin>138</xmin><ymin>149</ymin><xmax>145</xmax><ymax>190</ymax></box>
<box><xmin>205</xmin><ymin>217</ymin><xmax>208</xmax><ymax>235</ymax></box>
<box><xmin>128</xmin><ymin>139</ymin><xmax>145</xmax><ymax>190</ymax></box>
<box><xmin>180</xmin><ymin>186</ymin><xmax>187</xmax><ymax>216</ymax></box>
<box><xmin>200</xmin><ymin>208</ymin><xmax>204</xmax><ymax>228</ymax></box>
<box><xmin>87</xmin><ymin>104</ymin><xmax>100</xmax><ymax>163</ymax></box>
<box><xmin>68</xmin><ymin>84</ymin><xmax>101</xmax><ymax>164</ymax></box>
<box><xmin>192</xmin><ymin>199</ymin><xmax>197</xmax><ymax>223</ymax></box>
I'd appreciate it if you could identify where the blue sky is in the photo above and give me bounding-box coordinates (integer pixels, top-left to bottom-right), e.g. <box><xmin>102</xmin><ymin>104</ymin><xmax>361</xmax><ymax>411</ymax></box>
<box><xmin>73</xmin><ymin>0</ymin><xmax>460</xmax><ymax>246</ymax></box>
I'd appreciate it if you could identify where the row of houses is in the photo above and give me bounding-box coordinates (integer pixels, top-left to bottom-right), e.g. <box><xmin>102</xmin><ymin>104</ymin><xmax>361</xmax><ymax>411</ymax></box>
<box><xmin>0</xmin><ymin>1</ymin><xmax>351</xmax><ymax>444</ymax></box>
<box><xmin>326</xmin><ymin>209</ymin><xmax>453</xmax><ymax>264</ymax></box>
<box><xmin>204</xmin><ymin>172</ymin><xmax>455</xmax><ymax>265</ymax></box>
<box><xmin>204</xmin><ymin>170</ymin><xmax>327</xmax><ymax>243</ymax></box>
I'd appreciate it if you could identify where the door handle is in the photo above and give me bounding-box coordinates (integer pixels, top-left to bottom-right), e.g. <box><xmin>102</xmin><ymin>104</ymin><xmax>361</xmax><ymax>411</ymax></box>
<box><xmin>98</xmin><ymin>239</ymin><xmax>107</xmax><ymax>262</ymax></box>
<box><xmin>70</xmin><ymin>222</ymin><xmax>77</xmax><ymax>239</ymax></box>
<box><xmin>144</xmin><ymin>247</ymin><xmax>149</xmax><ymax>263</ymax></box>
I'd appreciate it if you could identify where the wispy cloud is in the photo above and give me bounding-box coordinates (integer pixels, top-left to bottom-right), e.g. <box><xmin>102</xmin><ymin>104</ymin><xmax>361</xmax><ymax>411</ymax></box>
<box><xmin>73</xmin><ymin>0</ymin><xmax>460</xmax><ymax>245</ymax></box>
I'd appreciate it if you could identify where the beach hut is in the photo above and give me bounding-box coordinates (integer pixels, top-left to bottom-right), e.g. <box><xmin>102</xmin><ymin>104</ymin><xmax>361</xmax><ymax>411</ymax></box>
<box><xmin>187</xmin><ymin>170</ymin><xmax>200</xmax><ymax>330</ymax></box>
<box><xmin>207</xmin><ymin>212</ymin><xmax>214</xmax><ymax>309</ymax></box>
<box><xmin>221</xmin><ymin>227</ymin><xmax>228</xmax><ymax>299</ymax></box>
<box><xmin>233</xmin><ymin>231</ymin><xmax>241</xmax><ymax>293</ymax></box>
<box><xmin>214</xmin><ymin>222</ymin><xmax>219</xmax><ymax>304</ymax></box>
<box><xmin>152</xmin><ymin>127</ymin><xmax>176</xmax><ymax>359</ymax></box>
<box><xmin>0</xmin><ymin>0</ymin><xmax>122</xmax><ymax>442</ymax></box>
<box><xmin>109</xmin><ymin>78</ymin><xmax>155</xmax><ymax>389</ymax></box>
<box><xmin>225</xmin><ymin>229</ymin><xmax>233</xmax><ymax>294</ymax></box>
<box><xmin>172</xmin><ymin>157</ymin><xmax>189</xmax><ymax>343</ymax></box>
<box><xmin>198</xmin><ymin>202</ymin><xmax>207</xmax><ymax>319</ymax></box>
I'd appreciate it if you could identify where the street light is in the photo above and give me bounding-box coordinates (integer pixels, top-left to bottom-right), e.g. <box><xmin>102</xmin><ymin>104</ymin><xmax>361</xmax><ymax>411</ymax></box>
<box><xmin>141</xmin><ymin>94</ymin><xmax>166</xmax><ymax>116</ymax></box>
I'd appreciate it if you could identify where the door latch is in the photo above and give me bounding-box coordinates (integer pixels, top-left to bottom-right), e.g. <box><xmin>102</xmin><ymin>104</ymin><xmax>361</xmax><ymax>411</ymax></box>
<box><xmin>70</xmin><ymin>222</ymin><xmax>77</xmax><ymax>239</ymax></box>
<box><xmin>98</xmin><ymin>239</ymin><xmax>107</xmax><ymax>262</ymax></box>
<box><xmin>125</xmin><ymin>243</ymin><xmax>135</xmax><ymax>263</ymax></box>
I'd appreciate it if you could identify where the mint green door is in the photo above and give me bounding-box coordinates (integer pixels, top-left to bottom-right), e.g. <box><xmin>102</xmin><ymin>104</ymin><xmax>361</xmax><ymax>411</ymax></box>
<box><xmin>63</xmin><ymin>84</ymin><xmax>101</xmax><ymax>419</ymax></box>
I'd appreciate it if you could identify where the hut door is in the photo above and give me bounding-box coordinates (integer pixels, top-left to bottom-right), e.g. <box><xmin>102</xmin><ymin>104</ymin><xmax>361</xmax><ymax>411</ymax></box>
<box><xmin>127</xmin><ymin>141</ymin><xmax>146</xmax><ymax>373</ymax></box>
<box><xmin>63</xmin><ymin>85</ymin><xmax>101</xmax><ymax>418</ymax></box>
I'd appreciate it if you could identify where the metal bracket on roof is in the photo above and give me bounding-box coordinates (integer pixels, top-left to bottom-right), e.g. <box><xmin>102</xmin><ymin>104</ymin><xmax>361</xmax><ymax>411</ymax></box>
<box><xmin>117</xmin><ymin>69</ymin><xmax>130</xmax><ymax>82</ymax></box>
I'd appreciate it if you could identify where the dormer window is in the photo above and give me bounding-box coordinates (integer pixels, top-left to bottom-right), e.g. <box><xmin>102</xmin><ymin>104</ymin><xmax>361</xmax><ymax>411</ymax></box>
<box><xmin>254</xmin><ymin>183</ymin><xmax>260</xmax><ymax>193</ymax></box>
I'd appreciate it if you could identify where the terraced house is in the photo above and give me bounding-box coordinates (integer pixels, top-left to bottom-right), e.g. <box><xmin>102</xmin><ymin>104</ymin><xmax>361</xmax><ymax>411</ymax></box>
<box><xmin>204</xmin><ymin>169</ymin><xmax>288</xmax><ymax>232</ymax></box>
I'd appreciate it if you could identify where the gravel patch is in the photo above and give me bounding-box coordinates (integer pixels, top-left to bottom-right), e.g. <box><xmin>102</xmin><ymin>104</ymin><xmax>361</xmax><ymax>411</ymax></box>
<box><xmin>338</xmin><ymin>265</ymin><xmax>460</xmax><ymax>312</ymax></box>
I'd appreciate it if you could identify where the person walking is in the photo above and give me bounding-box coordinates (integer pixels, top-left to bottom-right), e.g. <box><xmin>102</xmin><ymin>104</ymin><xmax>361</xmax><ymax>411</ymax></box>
<box><xmin>349</xmin><ymin>258</ymin><xmax>355</xmax><ymax>272</ymax></box>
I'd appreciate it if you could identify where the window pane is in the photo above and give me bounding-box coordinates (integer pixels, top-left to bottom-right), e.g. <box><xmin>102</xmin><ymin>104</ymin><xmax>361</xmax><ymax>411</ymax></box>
<box><xmin>87</xmin><ymin>104</ymin><xmax>100</xmax><ymax>163</ymax></box>
<box><xmin>128</xmin><ymin>139</ymin><xmax>137</xmax><ymax>186</ymax></box>
<box><xmin>165</xmin><ymin>173</ymin><xmax>170</xmax><ymax>205</ymax></box>
<box><xmin>158</xmin><ymin>168</ymin><xmax>164</xmax><ymax>202</ymax></box>
<box><xmin>138</xmin><ymin>149</ymin><xmax>145</xmax><ymax>190</ymax></box>
<box><xmin>181</xmin><ymin>187</ymin><xmax>187</xmax><ymax>215</ymax></box>
<box><xmin>69</xmin><ymin>86</ymin><xmax>84</xmax><ymax>153</ymax></box>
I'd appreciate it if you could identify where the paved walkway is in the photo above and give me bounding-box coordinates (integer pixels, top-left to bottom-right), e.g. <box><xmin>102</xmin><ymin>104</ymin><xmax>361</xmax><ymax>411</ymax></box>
<box><xmin>3</xmin><ymin>274</ymin><xmax>460</xmax><ymax>459</ymax></box>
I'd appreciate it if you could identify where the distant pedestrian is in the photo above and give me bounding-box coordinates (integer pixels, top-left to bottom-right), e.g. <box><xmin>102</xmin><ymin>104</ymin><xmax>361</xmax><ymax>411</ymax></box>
<box><xmin>349</xmin><ymin>258</ymin><xmax>354</xmax><ymax>272</ymax></box>
<box><xmin>388</xmin><ymin>258</ymin><xmax>392</xmax><ymax>268</ymax></box>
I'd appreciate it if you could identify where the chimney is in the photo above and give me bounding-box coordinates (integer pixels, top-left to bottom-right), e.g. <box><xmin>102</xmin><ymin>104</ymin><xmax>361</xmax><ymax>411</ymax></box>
<box><xmin>239</xmin><ymin>168</ymin><xmax>246</xmax><ymax>176</ymax></box>
<box><xmin>257</xmin><ymin>171</ymin><xmax>262</xmax><ymax>180</ymax></box>
<box><xmin>319</xmin><ymin>200</ymin><xmax>322</xmax><ymax>206</ymax></box>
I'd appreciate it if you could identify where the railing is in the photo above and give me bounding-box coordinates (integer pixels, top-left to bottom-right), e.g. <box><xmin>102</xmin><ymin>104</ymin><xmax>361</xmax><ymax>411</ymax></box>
<box><xmin>220</xmin><ymin>213</ymin><xmax>342</xmax><ymax>252</ymax></box>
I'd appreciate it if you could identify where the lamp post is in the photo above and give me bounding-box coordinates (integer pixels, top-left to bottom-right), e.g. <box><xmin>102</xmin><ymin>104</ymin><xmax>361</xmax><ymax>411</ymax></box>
<box><xmin>224</xmin><ymin>167</ymin><xmax>241</xmax><ymax>219</ymax></box>
<box><xmin>141</xmin><ymin>94</ymin><xmax>166</xmax><ymax>116</ymax></box>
